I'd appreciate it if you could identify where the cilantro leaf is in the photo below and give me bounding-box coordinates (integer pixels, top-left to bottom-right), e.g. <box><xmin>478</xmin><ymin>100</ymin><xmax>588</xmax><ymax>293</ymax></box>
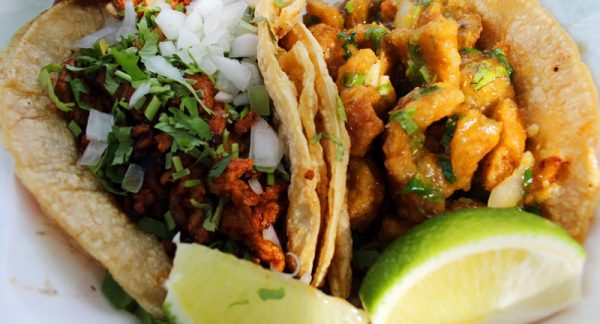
<box><xmin>337</xmin><ymin>32</ymin><xmax>357</xmax><ymax>59</ymax></box>
<box><xmin>209</xmin><ymin>155</ymin><xmax>233</xmax><ymax>178</ymax></box>
<box><xmin>257</xmin><ymin>287</ymin><xmax>285</xmax><ymax>301</ymax></box>
<box><xmin>441</xmin><ymin>115</ymin><xmax>460</xmax><ymax>153</ymax></box>
<box><xmin>336</xmin><ymin>95</ymin><xmax>347</xmax><ymax>122</ymax></box>
<box><xmin>365</xmin><ymin>25</ymin><xmax>388</xmax><ymax>53</ymax></box>
<box><xmin>389</xmin><ymin>107</ymin><xmax>419</xmax><ymax>135</ymax></box>
<box><xmin>111</xmin><ymin>48</ymin><xmax>148</xmax><ymax>81</ymax></box>
<box><xmin>111</xmin><ymin>126</ymin><xmax>133</xmax><ymax>165</ymax></box>
<box><xmin>39</xmin><ymin>64</ymin><xmax>75</xmax><ymax>112</ymax></box>
<box><xmin>312</xmin><ymin>132</ymin><xmax>345</xmax><ymax>161</ymax></box>
<box><xmin>203</xmin><ymin>197</ymin><xmax>227</xmax><ymax>232</ymax></box>
<box><xmin>437</xmin><ymin>156</ymin><xmax>456</xmax><ymax>184</ymax></box>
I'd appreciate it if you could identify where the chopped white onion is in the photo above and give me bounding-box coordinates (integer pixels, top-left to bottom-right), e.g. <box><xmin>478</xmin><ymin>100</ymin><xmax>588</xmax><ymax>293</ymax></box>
<box><xmin>199</xmin><ymin>57</ymin><xmax>218</xmax><ymax>75</ymax></box>
<box><xmin>216</xmin><ymin>72</ymin><xmax>238</xmax><ymax>94</ymax></box>
<box><xmin>194</xmin><ymin>0</ymin><xmax>223</xmax><ymax>18</ymax></box>
<box><xmin>75</xmin><ymin>26</ymin><xmax>117</xmax><ymax>48</ymax></box>
<box><xmin>262</xmin><ymin>226</ymin><xmax>281</xmax><ymax>248</ymax></box>
<box><xmin>184</xmin><ymin>11</ymin><xmax>204</xmax><ymax>33</ymax></box>
<box><xmin>203</xmin><ymin>29</ymin><xmax>227</xmax><ymax>47</ymax></box>
<box><xmin>129</xmin><ymin>81</ymin><xmax>151</xmax><ymax>108</ymax></box>
<box><xmin>365</xmin><ymin>62</ymin><xmax>382</xmax><ymax>87</ymax></box>
<box><xmin>250</xmin><ymin>117</ymin><xmax>284</xmax><ymax>168</ymax></box>
<box><xmin>233</xmin><ymin>92</ymin><xmax>249</xmax><ymax>106</ymax></box>
<box><xmin>219</xmin><ymin>1</ymin><xmax>248</xmax><ymax>31</ymax></box>
<box><xmin>241</xmin><ymin>62</ymin><xmax>263</xmax><ymax>85</ymax></box>
<box><xmin>488</xmin><ymin>151</ymin><xmax>535</xmax><ymax>208</ymax></box>
<box><xmin>79</xmin><ymin>140</ymin><xmax>108</xmax><ymax>166</ymax></box>
<box><xmin>159</xmin><ymin>41</ymin><xmax>177</xmax><ymax>57</ymax></box>
<box><xmin>248</xmin><ymin>178</ymin><xmax>264</xmax><ymax>194</ymax></box>
<box><xmin>215</xmin><ymin>91</ymin><xmax>234</xmax><ymax>103</ymax></box>
<box><xmin>211</xmin><ymin>56</ymin><xmax>251</xmax><ymax>90</ymax></box>
<box><xmin>207</xmin><ymin>44</ymin><xmax>224</xmax><ymax>57</ymax></box>
<box><xmin>86</xmin><ymin>109</ymin><xmax>114</xmax><ymax>141</ymax></box>
<box><xmin>230</xmin><ymin>34</ymin><xmax>258</xmax><ymax>58</ymax></box>
<box><xmin>177</xmin><ymin>50</ymin><xmax>194</xmax><ymax>65</ymax></box>
<box><xmin>189</xmin><ymin>43</ymin><xmax>208</xmax><ymax>64</ymax></box>
<box><xmin>115</xmin><ymin>0</ymin><xmax>138</xmax><ymax>40</ymax></box>
<box><xmin>299</xmin><ymin>273</ymin><xmax>311</xmax><ymax>284</ymax></box>
<box><xmin>171</xmin><ymin>231</ymin><xmax>181</xmax><ymax>245</ymax></box>
<box><xmin>155</xmin><ymin>9</ymin><xmax>186</xmax><ymax>40</ymax></box>
<box><xmin>145</xmin><ymin>56</ymin><xmax>184</xmax><ymax>82</ymax></box>
<box><xmin>177</xmin><ymin>27</ymin><xmax>200</xmax><ymax>50</ymax></box>
<box><xmin>122</xmin><ymin>163</ymin><xmax>145</xmax><ymax>193</ymax></box>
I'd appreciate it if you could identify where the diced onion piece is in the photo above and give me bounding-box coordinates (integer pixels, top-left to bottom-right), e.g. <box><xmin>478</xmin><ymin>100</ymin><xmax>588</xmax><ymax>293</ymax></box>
<box><xmin>193</xmin><ymin>0</ymin><xmax>223</xmax><ymax>18</ymax></box>
<box><xmin>145</xmin><ymin>56</ymin><xmax>184</xmax><ymax>82</ymax></box>
<box><xmin>199</xmin><ymin>57</ymin><xmax>217</xmax><ymax>75</ymax></box>
<box><xmin>488</xmin><ymin>151</ymin><xmax>535</xmax><ymax>208</ymax></box>
<box><xmin>365</xmin><ymin>62</ymin><xmax>381</xmax><ymax>87</ymax></box>
<box><xmin>177</xmin><ymin>50</ymin><xmax>194</xmax><ymax>65</ymax></box>
<box><xmin>184</xmin><ymin>11</ymin><xmax>204</xmax><ymax>33</ymax></box>
<box><xmin>233</xmin><ymin>92</ymin><xmax>249</xmax><ymax>106</ymax></box>
<box><xmin>215</xmin><ymin>91</ymin><xmax>233</xmax><ymax>103</ymax></box>
<box><xmin>116</xmin><ymin>0</ymin><xmax>138</xmax><ymax>40</ymax></box>
<box><xmin>248</xmin><ymin>178</ymin><xmax>264</xmax><ymax>194</ymax></box>
<box><xmin>250</xmin><ymin>117</ymin><xmax>284</xmax><ymax>168</ymax></box>
<box><xmin>122</xmin><ymin>163</ymin><xmax>145</xmax><ymax>193</ymax></box>
<box><xmin>177</xmin><ymin>27</ymin><xmax>200</xmax><ymax>50</ymax></box>
<box><xmin>129</xmin><ymin>81</ymin><xmax>151</xmax><ymax>107</ymax></box>
<box><xmin>211</xmin><ymin>56</ymin><xmax>251</xmax><ymax>91</ymax></box>
<box><xmin>262</xmin><ymin>226</ymin><xmax>281</xmax><ymax>248</ymax></box>
<box><xmin>159</xmin><ymin>41</ymin><xmax>177</xmax><ymax>57</ymax></box>
<box><xmin>230</xmin><ymin>34</ymin><xmax>258</xmax><ymax>58</ymax></box>
<box><xmin>155</xmin><ymin>8</ymin><xmax>186</xmax><ymax>40</ymax></box>
<box><xmin>242</xmin><ymin>62</ymin><xmax>263</xmax><ymax>85</ymax></box>
<box><xmin>75</xmin><ymin>26</ymin><xmax>117</xmax><ymax>48</ymax></box>
<box><xmin>189</xmin><ymin>43</ymin><xmax>207</xmax><ymax>63</ymax></box>
<box><xmin>207</xmin><ymin>44</ymin><xmax>224</xmax><ymax>57</ymax></box>
<box><xmin>248</xmin><ymin>85</ymin><xmax>270</xmax><ymax>116</ymax></box>
<box><xmin>79</xmin><ymin>140</ymin><xmax>108</xmax><ymax>166</ymax></box>
<box><xmin>86</xmin><ymin>109</ymin><xmax>114</xmax><ymax>141</ymax></box>
<box><xmin>216</xmin><ymin>72</ymin><xmax>238</xmax><ymax>94</ymax></box>
<box><xmin>171</xmin><ymin>231</ymin><xmax>181</xmax><ymax>245</ymax></box>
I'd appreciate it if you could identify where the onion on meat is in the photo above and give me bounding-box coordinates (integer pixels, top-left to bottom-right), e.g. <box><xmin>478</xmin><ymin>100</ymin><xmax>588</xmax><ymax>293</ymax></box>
<box><xmin>250</xmin><ymin>117</ymin><xmax>284</xmax><ymax>168</ymax></box>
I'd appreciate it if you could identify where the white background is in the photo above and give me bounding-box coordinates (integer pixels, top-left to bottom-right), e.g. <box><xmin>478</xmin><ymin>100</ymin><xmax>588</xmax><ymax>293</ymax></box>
<box><xmin>0</xmin><ymin>0</ymin><xmax>598</xmax><ymax>323</ymax></box>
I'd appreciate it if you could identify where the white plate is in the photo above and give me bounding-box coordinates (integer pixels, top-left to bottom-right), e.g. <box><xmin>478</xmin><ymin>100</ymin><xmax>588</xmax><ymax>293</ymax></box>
<box><xmin>0</xmin><ymin>1</ymin><xmax>598</xmax><ymax>323</ymax></box>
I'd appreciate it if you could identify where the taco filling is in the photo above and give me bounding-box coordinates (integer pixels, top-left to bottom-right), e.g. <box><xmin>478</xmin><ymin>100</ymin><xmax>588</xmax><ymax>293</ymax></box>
<box><xmin>303</xmin><ymin>0</ymin><xmax>584</xmax><ymax>284</ymax></box>
<box><xmin>41</xmin><ymin>0</ymin><xmax>297</xmax><ymax>273</ymax></box>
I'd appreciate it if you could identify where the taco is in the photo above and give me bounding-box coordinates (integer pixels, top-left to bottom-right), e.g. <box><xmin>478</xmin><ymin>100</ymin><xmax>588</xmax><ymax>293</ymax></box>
<box><xmin>303</xmin><ymin>0</ymin><xmax>599</xmax><ymax>292</ymax></box>
<box><xmin>0</xmin><ymin>0</ymin><xmax>351</xmax><ymax>316</ymax></box>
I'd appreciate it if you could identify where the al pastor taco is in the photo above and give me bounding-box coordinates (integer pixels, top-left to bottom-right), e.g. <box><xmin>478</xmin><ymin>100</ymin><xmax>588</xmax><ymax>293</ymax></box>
<box><xmin>0</xmin><ymin>0</ymin><xmax>351</xmax><ymax>316</ymax></box>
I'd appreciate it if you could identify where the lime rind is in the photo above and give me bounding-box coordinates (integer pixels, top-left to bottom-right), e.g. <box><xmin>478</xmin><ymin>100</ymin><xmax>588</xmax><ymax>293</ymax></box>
<box><xmin>359</xmin><ymin>208</ymin><xmax>585</xmax><ymax>316</ymax></box>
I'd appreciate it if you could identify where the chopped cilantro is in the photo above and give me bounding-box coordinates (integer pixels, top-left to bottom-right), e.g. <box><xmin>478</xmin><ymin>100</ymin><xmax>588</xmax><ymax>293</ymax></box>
<box><xmin>69</xmin><ymin>78</ymin><xmax>93</xmax><ymax>110</ymax></box>
<box><xmin>111</xmin><ymin>126</ymin><xmax>133</xmax><ymax>166</ymax></box>
<box><xmin>273</xmin><ymin>0</ymin><xmax>285</xmax><ymax>7</ymax></box>
<box><xmin>67</xmin><ymin>120</ymin><xmax>82</xmax><ymax>137</ymax></box>
<box><xmin>111</xmin><ymin>48</ymin><xmax>148</xmax><ymax>81</ymax></box>
<box><xmin>257</xmin><ymin>287</ymin><xmax>285</xmax><ymax>301</ymax></box>
<box><xmin>164</xmin><ymin>211</ymin><xmax>177</xmax><ymax>232</ymax></box>
<box><xmin>416</xmin><ymin>0</ymin><xmax>432</xmax><ymax>6</ymax></box>
<box><xmin>407</xmin><ymin>40</ymin><xmax>434</xmax><ymax>86</ymax></box>
<box><xmin>486</xmin><ymin>48</ymin><xmax>513</xmax><ymax>78</ymax></box>
<box><xmin>376</xmin><ymin>83</ymin><xmax>392</xmax><ymax>96</ymax></box>
<box><xmin>312</xmin><ymin>132</ymin><xmax>345</xmax><ymax>161</ymax></box>
<box><xmin>209</xmin><ymin>155</ymin><xmax>233</xmax><ymax>178</ymax></box>
<box><xmin>39</xmin><ymin>64</ymin><xmax>75</xmax><ymax>112</ymax></box>
<box><xmin>461</xmin><ymin>48</ymin><xmax>482</xmax><ymax>55</ymax></box>
<box><xmin>471</xmin><ymin>62</ymin><xmax>507</xmax><ymax>90</ymax></box>
<box><xmin>137</xmin><ymin>218</ymin><xmax>169</xmax><ymax>239</ymax></box>
<box><xmin>172</xmin><ymin>168</ymin><xmax>191</xmax><ymax>180</ymax></box>
<box><xmin>523</xmin><ymin>168</ymin><xmax>533</xmax><ymax>187</ymax></box>
<box><xmin>139</xmin><ymin>31</ymin><xmax>160</xmax><ymax>61</ymax></box>
<box><xmin>437</xmin><ymin>156</ymin><xmax>456</xmax><ymax>184</ymax></box>
<box><xmin>203</xmin><ymin>197</ymin><xmax>227</xmax><ymax>232</ymax></box>
<box><xmin>415</xmin><ymin>85</ymin><xmax>440</xmax><ymax>98</ymax></box>
<box><xmin>343</xmin><ymin>72</ymin><xmax>366</xmax><ymax>88</ymax></box>
<box><xmin>102</xmin><ymin>272</ymin><xmax>134</xmax><ymax>309</ymax></box>
<box><xmin>365</xmin><ymin>25</ymin><xmax>388</xmax><ymax>53</ymax></box>
<box><xmin>337</xmin><ymin>32</ymin><xmax>357</xmax><ymax>59</ymax></box>
<box><xmin>441</xmin><ymin>115</ymin><xmax>460</xmax><ymax>153</ymax></box>
<box><xmin>399</xmin><ymin>177</ymin><xmax>441</xmax><ymax>201</ymax></box>
<box><xmin>389</xmin><ymin>107</ymin><xmax>419</xmax><ymax>135</ymax></box>
<box><xmin>345</xmin><ymin>1</ymin><xmax>354</xmax><ymax>13</ymax></box>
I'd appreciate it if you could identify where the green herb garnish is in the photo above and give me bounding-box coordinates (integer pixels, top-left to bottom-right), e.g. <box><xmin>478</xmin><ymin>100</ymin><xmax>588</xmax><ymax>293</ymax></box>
<box><xmin>111</xmin><ymin>126</ymin><xmax>133</xmax><ymax>166</ymax></box>
<box><xmin>441</xmin><ymin>115</ymin><xmax>460</xmax><ymax>153</ymax></box>
<box><xmin>336</xmin><ymin>95</ymin><xmax>347</xmax><ymax>122</ymax></box>
<box><xmin>39</xmin><ymin>64</ymin><xmax>75</xmax><ymax>112</ymax></box>
<box><xmin>164</xmin><ymin>211</ymin><xmax>177</xmax><ymax>232</ymax></box>
<box><xmin>257</xmin><ymin>287</ymin><xmax>285</xmax><ymax>301</ymax></box>
<box><xmin>437</xmin><ymin>156</ymin><xmax>456</xmax><ymax>184</ymax></box>
<box><xmin>399</xmin><ymin>177</ymin><xmax>441</xmax><ymax>201</ymax></box>
<box><xmin>67</xmin><ymin>120</ymin><xmax>82</xmax><ymax>137</ymax></box>
<box><xmin>274</xmin><ymin>0</ymin><xmax>285</xmax><ymax>7</ymax></box>
<box><xmin>102</xmin><ymin>272</ymin><xmax>134</xmax><ymax>309</ymax></box>
<box><xmin>389</xmin><ymin>107</ymin><xmax>419</xmax><ymax>135</ymax></box>
<box><xmin>376</xmin><ymin>83</ymin><xmax>392</xmax><ymax>96</ymax></box>
<box><xmin>471</xmin><ymin>62</ymin><xmax>507</xmax><ymax>90</ymax></box>
<box><xmin>523</xmin><ymin>168</ymin><xmax>533</xmax><ymax>187</ymax></box>
<box><xmin>248</xmin><ymin>85</ymin><xmax>270</xmax><ymax>116</ymax></box>
<box><xmin>209</xmin><ymin>155</ymin><xmax>233</xmax><ymax>178</ymax></box>
<box><xmin>203</xmin><ymin>197</ymin><xmax>227</xmax><ymax>232</ymax></box>
<box><xmin>461</xmin><ymin>48</ymin><xmax>482</xmax><ymax>55</ymax></box>
<box><xmin>111</xmin><ymin>48</ymin><xmax>148</xmax><ymax>81</ymax></box>
<box><xmin>337</xmin><ymin>32</ymin><xmax>357</xmax><ymax>59</ymax></box>
<box><xmin>312</xmin><ymin>132</ymin><xmax>345</xmax><ymax>161</ymax></box>
<box><xmin>343</xmin><ymin>72</ymin><xmax>366</xmax><ymax>88</ymax></box>
<box><xmin>345</xmin><ymin>1</ymin><xmax>354</xmax><ymax>13</ymax></box>
<box><xmin>137</xmin><ymin>217</ymin><xmax>169</xmax><ymax>239</ymax></box>
<box><xmin>365</xmin><ymin>25</ymin><xmax>388</xmax><ymax>53</ymax></box>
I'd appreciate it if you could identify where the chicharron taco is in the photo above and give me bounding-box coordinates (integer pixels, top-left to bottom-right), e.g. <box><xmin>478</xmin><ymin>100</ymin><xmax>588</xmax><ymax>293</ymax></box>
<box><xmin>0</xmin><ymin>0</ymin><xmax>351</xmax><ymax>316</ymax></box>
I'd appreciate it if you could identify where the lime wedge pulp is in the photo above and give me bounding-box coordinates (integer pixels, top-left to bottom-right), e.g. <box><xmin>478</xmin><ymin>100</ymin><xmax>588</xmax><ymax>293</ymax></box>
<box><xmin>164</xmin><ymin>243</ymin><xmax>368</xmax><ymax>324</ymax></box>
<box><xmin>359</xmin><ymin>208</ymin><xmax>585</xmax><ymax>324</ymax></box>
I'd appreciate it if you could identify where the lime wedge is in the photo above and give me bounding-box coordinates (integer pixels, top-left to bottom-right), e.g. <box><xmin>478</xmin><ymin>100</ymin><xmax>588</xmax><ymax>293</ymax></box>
<box><xmin>164</xmin><ymin>244</ymin><xmax>368</xmax><ymax>324</ymax></box>
<box><xmin>359</xmin><ymin>208</ymin><xmax>585</xmax><ymax>324</ymax></box>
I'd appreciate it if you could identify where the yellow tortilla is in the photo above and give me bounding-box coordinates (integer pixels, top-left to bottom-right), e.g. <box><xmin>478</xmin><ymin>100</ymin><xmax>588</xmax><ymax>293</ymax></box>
<box><xmin>256</xmin><ymin>0</ymin><xmax>323</xmax><ymax>280</ymax></box>
<box><xmin>0</xmin><ymin>1</ymin><xmax>170</xmax><ymax>316</ymax></box>
<box><xmin>464</xmin><ymin>0</ymin><xmax>600</xmax><ymax>241</ymax></box>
